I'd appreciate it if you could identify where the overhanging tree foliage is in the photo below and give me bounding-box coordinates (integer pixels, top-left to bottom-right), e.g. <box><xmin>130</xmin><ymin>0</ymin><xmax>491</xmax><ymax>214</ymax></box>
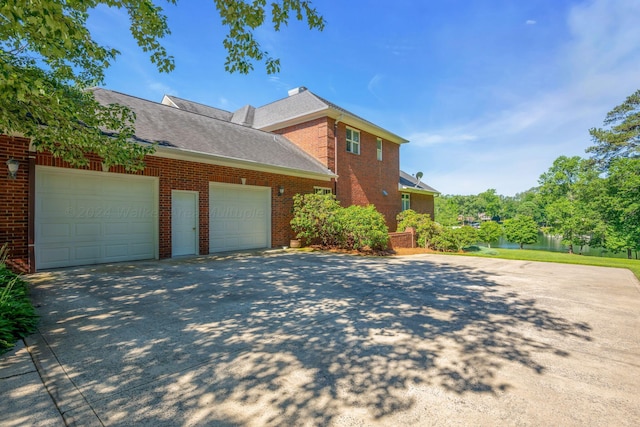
<box><xmin>588</xmin><ymin>89</ymin><xmax>640</xmax><ymax>170</ymax></box>
<box><xmin>0</xmin><ymin>0</ymin><xmax>324</xmax><ymax>169</ymax></box>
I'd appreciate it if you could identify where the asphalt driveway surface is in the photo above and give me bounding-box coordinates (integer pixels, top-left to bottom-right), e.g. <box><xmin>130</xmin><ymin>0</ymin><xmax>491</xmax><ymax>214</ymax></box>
<box><xmin>17</xmin><ymin>252</ymin><xmax>640</xmax><ymax>426</ymax></box>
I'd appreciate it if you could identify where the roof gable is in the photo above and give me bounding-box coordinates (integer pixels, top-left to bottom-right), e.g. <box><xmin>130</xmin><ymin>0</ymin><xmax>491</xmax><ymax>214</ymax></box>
<box><xmin>254</xmin><ymin>88</ymin><xmax>409</xmax><ymax>144</ymax></box>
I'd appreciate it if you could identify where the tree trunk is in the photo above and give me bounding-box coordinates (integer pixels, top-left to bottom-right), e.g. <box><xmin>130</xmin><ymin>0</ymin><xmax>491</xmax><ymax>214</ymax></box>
<box><xmin>628</xmin><ymin>248</ymin><xmax>632</xmax><ymax>259</ymax></box>
<box><xmin>520</xmin><ymin>242</ymin><xmax>524</xmax><ymax>249</ymax></box>
<box><xmin>568</xmin><ymin>243</ymin><xmax>574</xmax><ymax>254</ymax></box>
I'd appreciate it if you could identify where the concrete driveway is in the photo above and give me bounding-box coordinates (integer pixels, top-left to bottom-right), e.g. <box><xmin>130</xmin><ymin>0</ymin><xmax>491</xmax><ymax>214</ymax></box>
<box><xmin>14</xmin><ymin>252</ymin><xmax>640</xmax><ymax>425</ymax></box>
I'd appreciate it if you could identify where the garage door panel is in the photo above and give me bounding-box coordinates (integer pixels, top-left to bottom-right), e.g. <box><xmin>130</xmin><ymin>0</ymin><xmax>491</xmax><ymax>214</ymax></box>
<box><xmin>209</xmin><ymin>183</ymin><xmax>271</xmax><ymax>253</ymax></box>
<box><xmin>36</xmin><ymin>166</ymin><xmax>158</xmax><ymax>269</ymax></box>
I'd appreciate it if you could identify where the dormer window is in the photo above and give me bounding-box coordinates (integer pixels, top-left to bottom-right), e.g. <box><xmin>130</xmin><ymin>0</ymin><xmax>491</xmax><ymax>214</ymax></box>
<box><xmin>346</xmin><ymin>128</ymin><xmax>360</xmax><ymax>154</ymax></box>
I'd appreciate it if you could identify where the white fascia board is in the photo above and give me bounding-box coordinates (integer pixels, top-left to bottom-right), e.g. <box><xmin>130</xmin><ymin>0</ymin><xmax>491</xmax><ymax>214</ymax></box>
<box><xmin>258</xmin><ymin>108</ymin><xmax>409</xmax><ymax>145</ymax></box>
<box><xmin>398</xmin><ymin>184</ymin><xmax>439</xmax><ymax>196</ymax></box>
<box><xmin>153</xmin><ymin>145</ymin><xmax>336</xmax><ymax>181</ymax></box>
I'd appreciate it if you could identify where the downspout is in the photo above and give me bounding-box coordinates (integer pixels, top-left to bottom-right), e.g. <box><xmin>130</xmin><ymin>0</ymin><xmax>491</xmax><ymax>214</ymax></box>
<box><xmin>333</xmin><ymin>114</ymin><xmax>343</xmax><ymax>196</ymax></box>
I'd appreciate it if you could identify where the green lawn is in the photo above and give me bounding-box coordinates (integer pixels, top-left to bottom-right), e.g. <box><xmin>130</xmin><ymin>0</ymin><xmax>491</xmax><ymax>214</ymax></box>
<box><xmin>459</xmin><ymin>246</ymin><xmax>640</xmax><ymax>281</ymax></box>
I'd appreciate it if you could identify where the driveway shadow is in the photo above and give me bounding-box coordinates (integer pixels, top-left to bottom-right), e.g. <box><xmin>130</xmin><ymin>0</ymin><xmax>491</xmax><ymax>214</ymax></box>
<box><xmin>28</xmin><ymin>252</ymin><xmax>593</xmax><ymax>426</ymax></box>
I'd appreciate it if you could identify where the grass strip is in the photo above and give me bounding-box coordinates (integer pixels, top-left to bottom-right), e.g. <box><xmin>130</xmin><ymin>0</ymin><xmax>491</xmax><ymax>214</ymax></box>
<box><xmin>459</xmin><ymin>246</ymin><xmax>640</xmax><ymax>281</ymax></box>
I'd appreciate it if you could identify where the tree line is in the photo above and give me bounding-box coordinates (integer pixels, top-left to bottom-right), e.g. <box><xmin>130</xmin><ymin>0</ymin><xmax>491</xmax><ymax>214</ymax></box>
<box><xmin>434</xmin><ymin>90</ymin><xmax>640</xmax><ymax>258</ymax></box>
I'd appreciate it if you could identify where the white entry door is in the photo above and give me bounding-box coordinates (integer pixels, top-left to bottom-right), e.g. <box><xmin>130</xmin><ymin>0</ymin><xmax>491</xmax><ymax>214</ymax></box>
<box><xmin>172</xmin><ymin>191</ymin><xmax>198</xmax><ymax>256</ymax></box>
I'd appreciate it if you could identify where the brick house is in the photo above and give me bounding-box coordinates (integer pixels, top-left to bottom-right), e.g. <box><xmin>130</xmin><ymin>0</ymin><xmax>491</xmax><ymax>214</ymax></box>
<box><xmin>163</xmin><ymin>87</ymin><xmax>439</xmax><ymax>229</ymax></box>
<box><xmin>1</xmin><ymin>87</ymin><xmax>437</xmax><ymax>272</ymax></box>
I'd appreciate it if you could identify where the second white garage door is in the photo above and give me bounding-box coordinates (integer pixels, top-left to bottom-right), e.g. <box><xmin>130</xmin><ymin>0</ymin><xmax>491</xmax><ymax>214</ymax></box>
<box><xmin>209</xmin><ymin>183</ymin><xmax>271</xmax><ymax>252</ymax></box>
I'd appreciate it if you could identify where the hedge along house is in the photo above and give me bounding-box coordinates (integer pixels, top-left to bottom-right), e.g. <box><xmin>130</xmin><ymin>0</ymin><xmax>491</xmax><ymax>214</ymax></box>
<box><xmin>0</xmin><ymin>89</ymin><xmax>335</xmax><ymax>273</ymax></box>
<box><xmin>163</xmin><ymin>87</ymin><xmax>439</xmax><ymax>230</ymax></box>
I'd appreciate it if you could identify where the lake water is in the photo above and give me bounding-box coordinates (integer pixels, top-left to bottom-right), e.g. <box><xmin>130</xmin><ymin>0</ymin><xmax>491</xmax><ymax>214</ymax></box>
<box><xmin>485</xmin><ymin>232</ymin><xmax>637</xmax><ymax>259</ymax></box>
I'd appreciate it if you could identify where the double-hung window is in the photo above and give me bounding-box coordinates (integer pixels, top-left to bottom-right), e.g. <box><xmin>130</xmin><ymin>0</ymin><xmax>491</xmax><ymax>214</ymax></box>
<box><xmin>376</xmin><ymin>138</ymin><xmax>383</xmax><ymax>161</ymax></box>
<box><xmin>401</xmin><ymin>193</ymin><xmax>410</xmax><ymax>211</ymax></box>
<box><xmin>346</xmin><ymin>128</ymin><xmax>360</xmax><ymax>154</ymax></box>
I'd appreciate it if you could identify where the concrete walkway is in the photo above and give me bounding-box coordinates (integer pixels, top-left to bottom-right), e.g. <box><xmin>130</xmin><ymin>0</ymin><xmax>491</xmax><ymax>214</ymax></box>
<box><xmin>2</xmin><ymin>252</ymin><xmax>640</xmax><ymax>426</ymax></box>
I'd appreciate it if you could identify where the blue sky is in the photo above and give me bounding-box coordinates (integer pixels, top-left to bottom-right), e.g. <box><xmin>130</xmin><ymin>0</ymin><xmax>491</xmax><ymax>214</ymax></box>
<box><xmin>87</xmin><ymin>0</ymin><xmax>640</xmax><ymax>196</ymax></box>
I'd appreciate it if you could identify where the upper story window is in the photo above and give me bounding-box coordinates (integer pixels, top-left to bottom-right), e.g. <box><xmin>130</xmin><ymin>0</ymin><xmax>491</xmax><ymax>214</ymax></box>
<box><xmin>401</xmin><ymin>193</ymin><xmax>410</xmax><ymax>211</ymax></box>
<box><xmin>376</xmin><ymin>138</ymin><xmax>383</xmax><ymax>161</ymax></box>
<box><xmin>346</xmin><ymin>128</ymin><xmax>360</xmax><ymax>154</ymax></box>
<box><xmin>314</xmin><ymin>187</ymin><xmax>333</xmax><ymax>195</ymax></box>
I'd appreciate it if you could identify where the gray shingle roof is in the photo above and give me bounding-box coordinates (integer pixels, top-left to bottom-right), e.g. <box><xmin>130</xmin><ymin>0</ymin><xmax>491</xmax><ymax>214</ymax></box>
<box><xmin>92</xmin><ymin>89</ymin><xmax>333</xmax><ymax>177</ymax></box>
<box><xmin>399</xmin><ymin>170</ymin><xmax>439</xmax><ymax>194</ymax></box>
<box><xmin>253</xmin><ymin>88</ymin><xmax>409</xmax><ymax>144</ymax></box>
<box><xmin>161</xmin><ymin>95</ymin><xmax>233</xmax><ymax>121</ymax></box>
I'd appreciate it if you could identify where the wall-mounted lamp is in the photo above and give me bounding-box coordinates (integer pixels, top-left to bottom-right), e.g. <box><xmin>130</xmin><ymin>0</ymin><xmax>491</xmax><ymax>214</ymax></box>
<box><xmin>6</xmin><ymin>158</ymin><xmax>19</xmax><ymax>179</ymax></box>
<box><xmin>278</xmin><ymin>185</ymin><xmax>285</xmax><ymax>196</ymax></box>
<box><xmin>241</xmin><ymin>177</ymin><xmax>246</xmax><ymax>185</ymax></box>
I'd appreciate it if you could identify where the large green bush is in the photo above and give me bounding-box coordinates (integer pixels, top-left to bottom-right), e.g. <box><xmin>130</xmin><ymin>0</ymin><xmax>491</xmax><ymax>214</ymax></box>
<box><xmin>291</xmin><ymin>194</ymin><xmax>389</xmax><ymax>251</ymax></box>
<box><xmin>432</xmin><ymin>226</ymin><xmax>478</xmax><ymax>252</ymax></box>
<box><xmin>291</xmin><ymin>193</ymin><xmax>343</xmax><ymax>246</ymax></box>
<box><xmin>340</xmin><ymin>205</ymin><xmax>389</xmax><ymax>250</ymax></box>
<box><xmin>396</xmin><ymin>209</ymin><xmax>441</xmax><ymax>249</ymax></box>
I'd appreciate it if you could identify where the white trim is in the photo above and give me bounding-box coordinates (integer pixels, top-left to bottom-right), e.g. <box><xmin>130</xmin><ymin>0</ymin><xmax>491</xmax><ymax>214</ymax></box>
<box><xmin>257</xmin><ymin>108</ymin><xmax>409</xmax><ymax>145</ymax></box>
<box><xmin>152</xmin><ymin>146</ymin><xmax>335</xmax><ymax>181</ymax></box>
<box><xmin>398</xmin><ymin>184</ymin><xmax>439</xmax><ymax>196</ymax></box>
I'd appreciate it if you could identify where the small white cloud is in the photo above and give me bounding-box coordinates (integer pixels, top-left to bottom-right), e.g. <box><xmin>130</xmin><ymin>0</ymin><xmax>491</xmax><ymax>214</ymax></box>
<box><xmin>526</xmin><ymin>19</ymin><xmax>537</xmax><ymax>25</ymax></box>
<box><xmin>218</xmin><ymin>97</ymin><xmax>229</xmax><ymax>107</ymax></box>
<box><xmin>408</xmin><ymin>131</ymin><xmax>477</xmax><ymax>147</ymax></box>
<box><xmin>147</xmin><ymin>81</ymin><xmax>176</xmax><ymax>96</ymax></box>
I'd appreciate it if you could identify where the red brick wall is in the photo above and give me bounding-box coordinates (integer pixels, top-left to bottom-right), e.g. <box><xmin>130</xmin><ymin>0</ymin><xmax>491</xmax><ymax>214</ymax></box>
<box><xmin>272</xmin><ymin>119</ymin><xmax>403</xmax><ymax>230</ymax></box>
<box><xmin>273</xmin><ymin>117</ymin><xmax>334</xmax><ymax>171</ymax></box>
<box><xmin>0</xmin><ymin>136</ymin><xmax>30</xmax><ymax>272</ymax></box>
<box><xmin>0</xmin><ymin>135</ymin><xmax>331</xmax><ymax>272</ymax></box>
<box><xmin>409</xmin><ymin>193</ymin><xmax>436</xmax><ymax>221</ymax></box>
<box><xmin>333</xmin><ymin>120</ymin><xmax>401</xmax><ymax>230</ymax></box>
<box><xmin>388</xmin><ymin>228</ymin><xmax>416</xmax><ymax>249</ymax></box>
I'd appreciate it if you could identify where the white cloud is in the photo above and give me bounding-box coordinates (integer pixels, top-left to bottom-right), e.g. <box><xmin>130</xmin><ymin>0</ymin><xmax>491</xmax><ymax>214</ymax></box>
<box><xmin>408</xmin><ymin>131</ymin><xmax>477</xmax><ymax>147</ymax></box>
<box><xmin>367</xmin><ymin>74</ymin><xmax>383</xmax><ymax>100</ymax></box>
<box><xmin>526</xmin><ymin>20</ymin><xmax>537</xmax><ymax>25</ymax></box>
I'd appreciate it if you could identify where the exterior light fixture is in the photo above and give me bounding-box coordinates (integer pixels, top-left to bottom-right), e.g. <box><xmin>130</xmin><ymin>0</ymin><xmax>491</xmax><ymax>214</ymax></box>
<box><xmin>278</xmin><ymin>185</ymin><xmax>285</xmax><ymax>196</ymax></box>
<box><xmin>6</xmin><ymin>158</ymin><xmax>19</xmax><ymax>179</ymax></box>
<box><xmin>241</xmin><ymin>177</ymin><xmax>246</xmax><ymax>185</ymax></box>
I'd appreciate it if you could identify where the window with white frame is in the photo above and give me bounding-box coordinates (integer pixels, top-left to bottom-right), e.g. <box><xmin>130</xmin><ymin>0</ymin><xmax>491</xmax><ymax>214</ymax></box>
<box><xmin>346</xmin><ymin>128</ymin><xmax>360</xmax><ymax>154</ymax></box>
<box><xmin>376</xmin><ymin>138</ymin><xmax>383</xmax><ymax>161</ymax></box>
<box><xmin>401</xmin><ymin>193</ymin><xmax>410</xmax><ymax>211</ymax></box>
<box><xmin>314</xmin><ymin>187</ymin><xmax>333</xmax><ymax>195</ymax></box>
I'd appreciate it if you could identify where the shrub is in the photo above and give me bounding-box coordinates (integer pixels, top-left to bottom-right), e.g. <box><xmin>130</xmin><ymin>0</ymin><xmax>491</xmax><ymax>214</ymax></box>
<box><xmin>291</xmin><ymin>193</ymin><xmax>343</xmax><ymax>246</ymax></box>
<box><xmin>432</xmin><ymin>226</ymin><xmax>478</xmax><ymax>252</ymax></box>
<box><xmin>396</xmin><ymin>209</ymin><xmax>441</xmax><ymax>249</ymax></box>
<box><xmin>291</xmin><ymin>194</ymin><xmax>389</xmax><ymax>251</ymax></box>
<box><xmin>340</xmin><ymin>205</ymin><xmax>389</xmax><ymax>250</ymax></box>
<box><xmin>0</xmin><ymin>261</ymin><xmax>38</xmax><ymax>354</ymax></box>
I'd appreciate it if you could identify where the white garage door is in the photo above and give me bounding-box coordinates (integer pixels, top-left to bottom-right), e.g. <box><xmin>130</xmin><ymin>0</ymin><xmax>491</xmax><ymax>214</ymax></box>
<box><xmin>209</xmin><ymin>183</ymin><xmax>271</xmax><ymax>252</ymax></box>
<box><xmin>36</xmin><ymin>166</ymin><xmax>158</xmax><ymax>269</ymax></box>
